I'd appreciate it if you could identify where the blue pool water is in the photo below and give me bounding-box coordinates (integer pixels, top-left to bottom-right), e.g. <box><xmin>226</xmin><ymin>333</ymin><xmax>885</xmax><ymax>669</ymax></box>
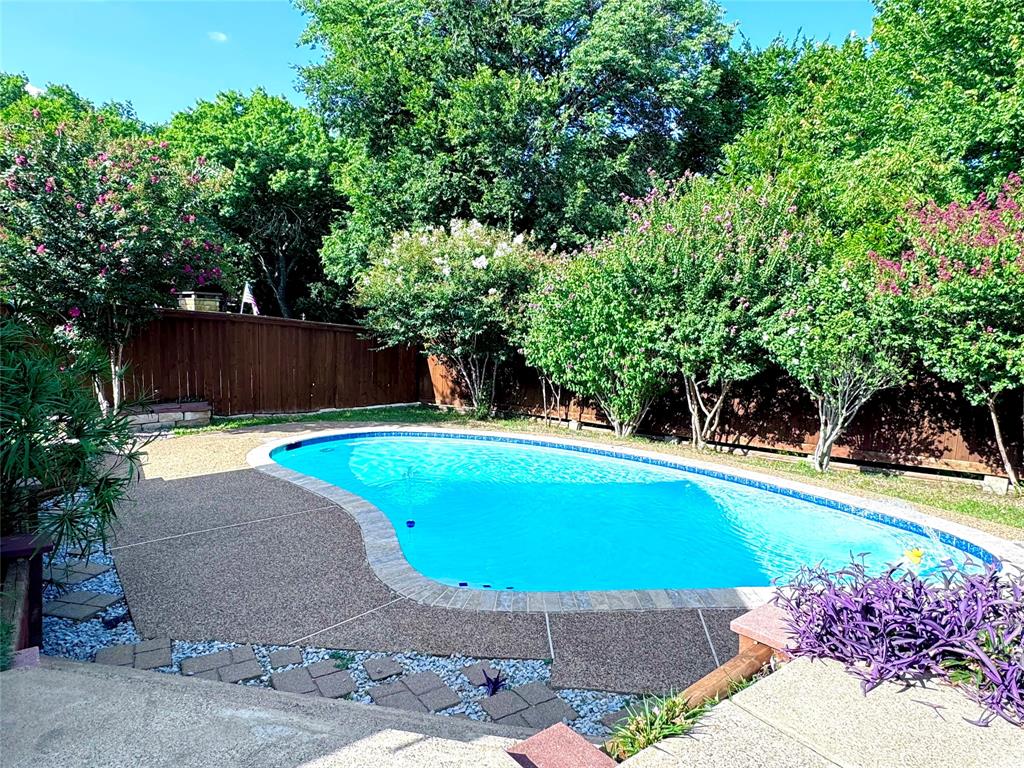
<box><xmin>272</xmin><ymin>433</ymin><xmax>987</xmax><ymax>591</ymax></box>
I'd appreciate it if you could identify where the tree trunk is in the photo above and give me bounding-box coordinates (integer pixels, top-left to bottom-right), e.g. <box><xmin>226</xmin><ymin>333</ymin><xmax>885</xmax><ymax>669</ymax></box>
<box><xmin>988</xmin><ymin>398</ymin><xmax>1020</xmax><ymax>490</ymax></box>
<box><xmin>109</xmin><ymin>343</ymin><xmax>124</xmax><ymax>413</ymax></box>
<box><xmin>93</xmin><ymin>375</ymin><xmax>110</xmax><ymax>417</ymax></box>
<box><xmin>684</xmin><ymin>377</ymin><xmax>729</xmax><ymax>450</ymax></box>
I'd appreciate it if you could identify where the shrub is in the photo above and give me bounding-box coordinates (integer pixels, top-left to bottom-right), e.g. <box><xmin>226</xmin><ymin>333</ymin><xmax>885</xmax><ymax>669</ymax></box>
<box><xmin>355</xmin><ymin>220</ymin><xmax>541</xmax><ymax>417</ymax></box>
<box><xmin>767</xmin><ymin>250</ymin><xmax>914</xmax><ymax>471</ymax></box>
<box><xmin>0</xmin><ymin>317</ymin><xmax>144</xmax><ymax>552</ymax></box>
<box><xmin>878</xmin><ymin>173</ymin><xmax>1024</xmax><ymax>489</ymax></box>
<box><xmin>605</xmin><ymin>694</ymin><xmax>711</xmax><ymax>760</ymax></box>
<box><xmin>776</xmin><ymin>559</ymin><xmax>1024</xmax><ymax>726</ymax></box>
<box><xmin>523</xmin><ymin>237</ymin><xmax>678</xmax><ymax>437</ymax></box>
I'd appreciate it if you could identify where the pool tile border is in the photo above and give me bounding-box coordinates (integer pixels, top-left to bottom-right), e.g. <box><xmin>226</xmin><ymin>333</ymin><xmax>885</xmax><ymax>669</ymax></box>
<box><xmin>246</xmin><ymin>427</ymin><xmax>1023</xmax><ymax>613</ymax></box>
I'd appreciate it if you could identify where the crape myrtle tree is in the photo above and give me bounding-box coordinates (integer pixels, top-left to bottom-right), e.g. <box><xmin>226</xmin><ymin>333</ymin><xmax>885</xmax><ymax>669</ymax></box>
<box><xmin>0</xmin><ymin>110</ymin><xmax>232</xmax><ymax>412</ymax></box>
<box><xmin>877</xmin><ymin>174</ymin><xmax>1024</xmax><ymax>489</ymax></box>
<box><xmin>298</xmin><ymin>0</ymin><xmax>741</xmax><ymax>282</ymax></box>
<box><xmin>767</xmin><ymin>249</ymin><xmax>914</xmax><ymax>472</ymax></box>
<box><xmin>523</xmin><ymin>234</ymin><xmax>679</xmax><ymax>437</ymax></box>
<box><xmin>355</xmin><ymin>220</ymin><xmax>543</xmax><ymax>416</ymax></box>
<box><xmin>164</xmin><ymin>90</ymin><xmax>345</xmax><ymax>319</ymax></box>
<box><xmin>619</xmin><ymin>172</ymin><xmax>821</xmax><ymax>447</ymax></box>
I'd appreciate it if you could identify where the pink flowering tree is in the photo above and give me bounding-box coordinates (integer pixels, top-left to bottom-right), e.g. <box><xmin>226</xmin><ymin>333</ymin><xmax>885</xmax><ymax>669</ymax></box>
<box><xmin>621</xmin><ymin>173</ymin><xmax>823</xmax><ymax>448</ymax></box>
<box><xmin>0</xmin><ymin>112</ymin><xmax>232</xmax><ymax>412</ymax></box>
<box><xmin>878</xmin><ymin>174</ymin><xmax>1024</xmax><ymax>489</ymax></box>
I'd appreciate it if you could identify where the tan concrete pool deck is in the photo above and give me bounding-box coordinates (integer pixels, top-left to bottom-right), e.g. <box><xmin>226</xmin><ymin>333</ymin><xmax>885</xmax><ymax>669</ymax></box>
<box><xmin>111</xmin><ymin>422</ymin><xmax>1023</xmax><ymax>695</ymax></box>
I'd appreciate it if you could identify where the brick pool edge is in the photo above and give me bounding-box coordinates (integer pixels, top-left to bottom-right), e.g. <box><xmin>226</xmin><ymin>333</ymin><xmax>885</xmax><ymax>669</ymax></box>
<box><xmin>246</xmin><ymin>426</ymin><xmax>1023</xmax><ymax>613</ymax></box>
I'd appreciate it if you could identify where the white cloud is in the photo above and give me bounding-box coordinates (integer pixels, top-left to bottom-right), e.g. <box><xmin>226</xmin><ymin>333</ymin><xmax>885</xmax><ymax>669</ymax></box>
<box><xmin>207</xmin><ymin>31</ymin><xmax>229</xmax><ymax>43</ymax></box>
<box><xmin>24</xmin><ymin>83</ymin><xmax>44</xmax><ymax>97</ymax></box>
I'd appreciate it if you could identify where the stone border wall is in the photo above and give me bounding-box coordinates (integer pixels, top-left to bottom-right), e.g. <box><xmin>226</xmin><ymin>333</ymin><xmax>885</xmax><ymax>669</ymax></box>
<box><xmin>127</xmin><ymin>401</ymin><xmax>211</xmax><ymax>432</ymax></box>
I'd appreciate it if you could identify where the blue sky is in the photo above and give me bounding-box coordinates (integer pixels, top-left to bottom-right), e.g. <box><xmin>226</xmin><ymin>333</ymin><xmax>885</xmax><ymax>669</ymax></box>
<box><xmin>0</xmin><ymin>1</ymin><xmax>875</xmax><ymax>124</ymax></box>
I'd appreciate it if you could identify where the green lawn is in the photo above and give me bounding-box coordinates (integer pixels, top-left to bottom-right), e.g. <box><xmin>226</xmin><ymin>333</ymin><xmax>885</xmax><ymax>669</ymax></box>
<box><xmin>176</xmin><ymin>405</ymin><xmax>1023</xmax><ymax>532</ymax></box>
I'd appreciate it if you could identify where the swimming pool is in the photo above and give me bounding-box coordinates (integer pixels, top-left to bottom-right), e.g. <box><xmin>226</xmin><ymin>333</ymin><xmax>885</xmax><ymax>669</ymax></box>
<box><xmin>268</xmin><ymin>431</ymin><xmax>994</xmax><ymax>593</ymax></box>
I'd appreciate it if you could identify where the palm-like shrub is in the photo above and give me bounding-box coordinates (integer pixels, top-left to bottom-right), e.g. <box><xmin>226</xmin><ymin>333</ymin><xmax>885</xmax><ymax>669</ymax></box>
<box><xmin>0</xmin><ymin>317</ymin><xmax>144</xmax><ymax>552</ymax></box>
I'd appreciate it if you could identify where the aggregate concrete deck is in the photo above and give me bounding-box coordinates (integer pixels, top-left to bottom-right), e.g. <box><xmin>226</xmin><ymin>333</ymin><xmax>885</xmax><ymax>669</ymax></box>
<box><xmin>110</xmin><ymin>424</ymin><xmax>740</xmax><ymax>694</ymax></box>
<box><xmin>0</xmin><ymin>658</ymin><xmax>529</xmax><ymax>768</ymax></box>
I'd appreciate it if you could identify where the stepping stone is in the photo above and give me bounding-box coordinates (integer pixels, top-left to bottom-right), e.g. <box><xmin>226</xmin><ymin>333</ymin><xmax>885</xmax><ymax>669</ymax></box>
<box><xmin>269</xmin><ymin>647</ymin><xmax>302</xmax><ymax>668</ymax></box>
<box><xmin>463</xmin><ymin>661</ymin><xmax>499</xmax><ymax>687</ymax></box>
<box><xmin>418</xmin><ymin>684</ymin><xmax>462</xmax><ymax>713</ymax></box>
<box><xmin>377</xmin><ymin>691</ymin><xmax>428</xmax><ymax>713</ymax></box>
<box><xmin>134</xmin><ymin>647</ymin><xmax>172</xmax><ymax>670</ymax></box>
<box><xmin>495</xmin><ymin>712</ymin><xmax>530</xmax><ymax>727</ymax></box>
<box><xmin>307</xmin><ymin>659</ymin><xmax>343</xmax><ymax>678</ymax></box>
<box><xmin>271</xmin><ymin>666</ymin><xmax>316</xmax><ymax>693</ymax></box>
<box><xmin>600</xmin><ymin>709</ymin><xmax>631</xmax><ymax>730</ymax></box>
<box><xmin>403</xmin><ymin>671</ymin><xmax>444</xmax><ymax>695</ymax></box>
<box><xmin>368</xmin><ymin>680</ymin><xmax>409</xmax><ymax>703</ymax></box>
<box><xmin>514</xmin><ymin>682</ymin><xmax>557</xmax><ymax>706</ymax></box>
<box><xmin>43</xmin><ymin>601</ymin><xmax>104</xmax><ymax>621</ymax></box>
<box><xmin>134</xmin><ymin>637</ymin><xmax>171</xmax><ymax>654</ymax></box>
<box><xmin>44</xmin><ymin>560</ymin><xmax>110</xmax><ymax>585</ymax></box>
<box><xmin>180</xmin><ymin>650</ymin><xmax>232</xmax><ymax>676</ymax></box>
<box><xmin>229</xmin><ymin>645</ymin><xmax>256</xmax><ymax>664</ymax></box>
<box><xmin>479</xmin><ymin>690</ymin><xmax>529</xmax><ymax>721</ymax></box>
<box><xmin>219</xmin><ymin>660</ymin><xmax>263</xmax><ymax>684</ymax></box>
<box><xmin>52</xmin><ymin>590</ymin><xmax>120</xmax><ymax>608</ymax></box>
<box><xmin>315</xmin><ymin>671</ymin><xmax>357</xmax><ymax>699</ymax></box>
<box><xmin>94</xmin><ymin>644</ymin><xmax>134</xmax><ymax>667</ymax></box>
<box><xmin>522</xmin><ymin>697</ymin><xmax>578</xmax><ymax>729</ymax></box>
<box><xmin>363</xmin><ymin>657</ymin><xmax>403</xmax><ymax>681</ymax></box>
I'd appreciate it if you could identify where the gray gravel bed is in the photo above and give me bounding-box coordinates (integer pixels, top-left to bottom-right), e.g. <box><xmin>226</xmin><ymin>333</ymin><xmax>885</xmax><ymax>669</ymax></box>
<box><xmin>40</xmin><ymin>542</ymin><xmax>634</xmax><ymax>736</ymax></box>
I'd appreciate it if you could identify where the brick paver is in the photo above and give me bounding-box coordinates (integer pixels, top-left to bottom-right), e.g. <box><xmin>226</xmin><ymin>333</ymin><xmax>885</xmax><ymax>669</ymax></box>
<box><xmin>418</xmin><ymin>684</ymin><xmax>461</xmax><ymax>712</ymax></box>
<box><xmin>269</xmin><ymin>647</ymin><xmax>302</xmax><ymax>668</ymax></box>
<box><xmin>271</xmin><ymin>666</ymin><xmax>317</xmax><ymax>693</ymax></box>
<box><xmin>462</xmin><ymin>661</ymin><xmax>499</xmax><ymax>686</ymax></box>
<box><xmin>314</xmin><ymin>671</ymin><xmax>356</xmax><ymax>699</ymax></box>
<box><xmin>93</xmin><ymin>637</ymin><xmax>172</xmax><ymax>670</ymax></box>
<box><xmin>479</xmin><ymin>690</ymin><xmax>529</xmax><ymax>720</ymax></box>
<box><xmin>44</xmin><ymin>591</ymin><xmax>121</xmax><ymax>621</ymax></box>
<box><xmin>402</xmin><ymin>671</ymin><xmax>444</xmax><ymax>695</ymax></box>
<box><xmin>44</xmin><ymin>560</ymin><xmax>110</xmax><ymax>585</ymax></box>
<box><xmin>478</xmin><ymin>684</ymin><xmax>577</xmax><ymax>727</ymax></box>
<box><xmin>376</xmin><ymin>690</ymin><xmax>428</xmax><ymax>713</ymax></box>
<box><xmin>362</xmin><ymin>657</ymin><xmax>403</xmax><ymax>681</ymax></box>
<box><xmin>219</xmin><ymin>660</ymin><xmax>264</xmax><ymax>683</ymax></box>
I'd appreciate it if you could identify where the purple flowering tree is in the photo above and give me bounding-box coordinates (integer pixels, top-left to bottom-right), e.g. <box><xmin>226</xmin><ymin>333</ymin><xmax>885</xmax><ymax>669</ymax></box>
<box><xmin>878</xmin><ymin>174</ymin><xmax>1024</xmax><ymax>489</ymax></box>
<box><xmin>0</xmin><ymin>111</ymin><xmax>231</xmax><ymax>412</ymax></box>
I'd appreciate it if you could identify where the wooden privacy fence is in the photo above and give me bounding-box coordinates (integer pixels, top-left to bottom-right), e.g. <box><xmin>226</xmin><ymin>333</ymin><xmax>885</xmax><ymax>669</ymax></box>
<box><xmin>420</xmin><ymin>357</ymin><xmax>1023</xmax><ymax>478</ymax></box>
<box><xmin>124</xmin><ymin>310</ymin><xmax>1020</xmax><ymax>477</ymax></box>
<box><xmin>121</xmin><ymin>310</ymin><xmax>418</xmax><ymax>415</ymax></box>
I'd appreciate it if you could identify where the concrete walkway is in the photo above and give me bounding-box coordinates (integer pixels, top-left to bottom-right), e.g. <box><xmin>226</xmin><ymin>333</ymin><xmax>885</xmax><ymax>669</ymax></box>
<box><xmin>0</xmin><ymin>658</ymin><xmax>530</xmax><ymax>768</ymax></box>
<box><xmin>111</xmin><ymin>424</ymin><xmax>739</xmax><ymax>694</ymax></box>
<box><xmin>622</xmin><ymin>658</ymin><xmax>1024</xmax><ymax>768</ymax></box>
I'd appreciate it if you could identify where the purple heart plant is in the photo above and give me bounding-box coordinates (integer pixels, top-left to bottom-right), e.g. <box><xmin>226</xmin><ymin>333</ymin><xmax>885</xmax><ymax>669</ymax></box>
<box><xmin>774</xmin><ymin>558</ymin><xmax>1023</xmax><ymax>726</ymax></box>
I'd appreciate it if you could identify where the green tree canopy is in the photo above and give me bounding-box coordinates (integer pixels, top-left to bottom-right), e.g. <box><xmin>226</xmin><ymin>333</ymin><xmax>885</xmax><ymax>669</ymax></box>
<box><xmin>163</xmin><ymin>89</ymin><xmax>344</xmax><ymax>318</ymax></box>
<box><xmin>723</xmin><ymin>0</ymin><xmax>1024</xmax><ymax>251</ymax></box>
<box><xmin>298</xmin><ymin>0</ymin><xmax>744</xmax><ymax>281</ymax></box>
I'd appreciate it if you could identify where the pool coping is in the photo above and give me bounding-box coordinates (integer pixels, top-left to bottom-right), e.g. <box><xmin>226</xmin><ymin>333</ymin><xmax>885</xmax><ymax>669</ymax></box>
<box><xmin>246</xmin><ymin>426</ymin><xmax>1024</xmax><ymax>613</ymax></box>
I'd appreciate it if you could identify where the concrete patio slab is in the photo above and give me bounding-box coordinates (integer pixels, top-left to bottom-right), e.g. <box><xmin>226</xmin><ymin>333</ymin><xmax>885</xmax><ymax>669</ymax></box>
<box><xmin>114</xmin><ymin>506</ymin><xmax>396</xmax><ymax>644</ymax></box>
<box><xmin>620</xmin><ymin>700</ymin><xmax>834</xmax><ymax>767</ymax></box>
<box><xmin>114</xmin><ymin>468</ymin><xmax>332</xmax><ymax>547</ymax></box>
<box><xmin>729</xmin><ymin>658</ymin><xmax>1024</xmax><ymax>768</ymax></box>
<box><xmin>311</xmin><ymin>602</ymin><xmax>551</xmax><ymax>659</ymax></box>
<box><xmin>547</xmin><ymin>610</ymin><xmax>721</xmax><ymax>694</ymax></box>
<box><xmin>1</xmin><ymin>658</ymin><xmax>532</xmax><ymax>768</ymax></box>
